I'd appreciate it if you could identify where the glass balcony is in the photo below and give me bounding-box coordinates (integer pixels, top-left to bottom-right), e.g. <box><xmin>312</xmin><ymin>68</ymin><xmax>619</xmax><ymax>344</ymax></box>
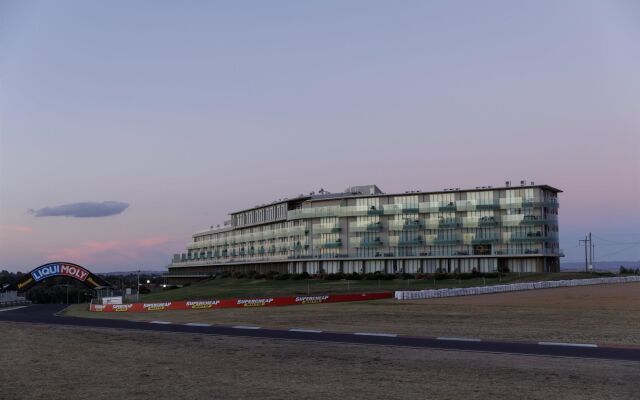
<box><xmin>439</xmin><ymin>203</ymin><xmax>456</xmax><ymax>212</ymax></box>
<box><xmin>351</xmin><ymin>237</ymin><xmax>384</xmax><ymax>247</ymax></box>
<box><xmin>428</xmin><ymin>237</ymin><xmax>460</xmax><ymax>245</ymax></box>
<box><xmin>313</xmin><ymin>223</ymin><xmax>342</xmax><ymax>234</ymax></box>
<box><xmin>388</xmin><ymin>220</ymin><xmax>424</xmax><ymax>231</ymax></box>
<box><xmin>471</xmin><ymin>236</ymin><xmax>500</xmax><ymax>244</ymax></box>
<box><xmin>313</xmin><ymin>239</ymin><xmax>342</xmax><ymax>248</ymax></box>
<box><xmin>389</xmin><ymin>236</ymin><xmax>424</xmax><ymax>247</ymax></box>
<box><xmin>367</xmin><ymin>207</ymin><xmax>384</xmax><ymax>216</ymax></box>
<box><xmin>520</xmin><ymin>216</ymin><xmax>551</xmax><ymax>225</ymax></box>
<box><xmin>382</xmin><ymin>204</ymin><xmax>420</xmax><ymax>214</ymax></box>
<box><xmin>505</xmin><ymin>233</ymin><xmax>559</xmax><ymax>243</ymax></box>
<box><xmin>440</xmin><ymin>218</ymin><xmax>459</xmax><ymax>228</ymax></box>
<box><xmin>478</xmin><ymin>217</ymin><xmax>498</xmax><ymax>227</ymax></box>
<box><xmin>402</xmin><ymin>206</ymin><xmax>420</xmax><ymax>214</ymax></box>
<box><xmin>462</xmin><ymin>216</ymin><xmax>497</xmax><ymax>228</ymax></box>
<box><xmin>418</xmin><ymin>202</ymin><xmax>457</xmax><ymax>213</ymax></box>
<box><xmin>425</xmin><ymin>218</ymin><xmax>459</xmax><ymax>229</ymax></box>
<box><xmin>522</xmin><ymin>198</ymin><xmax>560</xmax><ymax>208</ymax></box>
<box><xmin>477</xmin><ymin>201</ymin><xmax>499</xmax><ymax>210</ymax></box>
<box><xmin>350</xmin><ymin>222</ymin><xmax>383</xmax><ymax>232</ymax></box>
<box><xmin>360</xmin><ymin>239</ymin><xmax>384</xmax><ymax>247</ymax></box>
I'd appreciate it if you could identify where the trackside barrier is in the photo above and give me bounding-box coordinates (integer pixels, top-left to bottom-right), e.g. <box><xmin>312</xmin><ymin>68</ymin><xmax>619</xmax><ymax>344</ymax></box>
<box><xmin>89</xmin><ymin>292</ymin><xmax>393</xmax><ymax>312</ymax></box>
<box><xmin>394</xmin><ymin>276</ymin><xmax>640</xmax><ymax>300</ymax></box>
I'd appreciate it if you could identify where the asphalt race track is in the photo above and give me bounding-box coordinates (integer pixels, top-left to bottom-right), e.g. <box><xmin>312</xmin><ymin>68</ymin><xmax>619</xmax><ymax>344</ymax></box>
<box><xmin>2</xmin><ymin>304</ymin><xmax>639</xmax><ymax>362</ymax></box>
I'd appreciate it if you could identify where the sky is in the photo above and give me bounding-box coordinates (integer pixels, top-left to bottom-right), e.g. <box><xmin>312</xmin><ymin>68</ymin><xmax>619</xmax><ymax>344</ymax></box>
<box><xmin>1</xmin><ymin>0</ymin><xmax>639</xmax><ymax>273</ymax></box>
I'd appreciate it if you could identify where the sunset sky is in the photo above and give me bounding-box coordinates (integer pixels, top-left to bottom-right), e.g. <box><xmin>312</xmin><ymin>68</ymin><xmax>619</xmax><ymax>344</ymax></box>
<box><xmin>1</xmin><ymin>0</ymin><xmax>639</xmax><ymax>272</ymax></box>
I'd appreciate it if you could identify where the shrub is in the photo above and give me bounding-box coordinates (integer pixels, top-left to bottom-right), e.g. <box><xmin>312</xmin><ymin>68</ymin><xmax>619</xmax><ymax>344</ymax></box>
<box><xmin>346</xmin><ymin>272</ymin><xmax>363</xmax><ymax>280</ymax></box>
<box><xmin>399</xmin><ymin>272</ymin><xmax>414</xmax><ymax>280</ymax></box>
<box><xmin>265</xmin><ymin>271</ymin><xmax>280</xmax><ymax>280</ymax></box>
<box><xmin>434</xmin><ymin>272</ymin><xmax>449</xmax><ymax>280</ymax></box>
<box><xmin>325</xmin><ymin>272</ymin><xmax>345</xmax><ymax>281</ymax></box>
<box><xmin>497</xmin><ymin>264</ymin><xmax>510</xmax><ymax>274</ymax></box>
<box><xmin>292</xmin><ymin>272</ymin><xmax>310</xmax><ymax>280</ymax></box>
<box><xmin>275</xmin><ymin>273</ymin><xmax>292</xmax><ymax>280</ymax></box>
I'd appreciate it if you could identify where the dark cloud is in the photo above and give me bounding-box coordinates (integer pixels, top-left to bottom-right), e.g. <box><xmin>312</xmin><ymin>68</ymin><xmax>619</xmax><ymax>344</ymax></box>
<box><xmin>29</xmin><ymin>201</ymin><xmax>129</xmax><ymax>218</ymax></box>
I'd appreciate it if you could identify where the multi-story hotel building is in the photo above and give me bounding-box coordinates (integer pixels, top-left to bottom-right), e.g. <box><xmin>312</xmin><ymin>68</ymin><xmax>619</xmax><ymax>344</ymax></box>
<box><xmin>167</xmin><ymin>182</ymin><xmax>562</xmax><ymax>283</ymax></box>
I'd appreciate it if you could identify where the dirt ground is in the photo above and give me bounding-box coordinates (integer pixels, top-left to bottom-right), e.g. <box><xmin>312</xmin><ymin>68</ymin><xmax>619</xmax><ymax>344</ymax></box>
<box><xmin>0</xmin><ymin>322</ymin><xmax>638</xmax><ymax>400</ymax></box>
<box><xmin>65</xmin><ymin>282</ymin><xmax>640</xmax><ymax>345</ymax></box>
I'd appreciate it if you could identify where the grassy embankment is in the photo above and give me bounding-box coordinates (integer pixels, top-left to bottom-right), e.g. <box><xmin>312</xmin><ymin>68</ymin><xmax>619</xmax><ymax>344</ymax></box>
<box><xmin>140</xmin><ymin>271</ymin><xmax>609</xmax><ymax>302</ymax></box>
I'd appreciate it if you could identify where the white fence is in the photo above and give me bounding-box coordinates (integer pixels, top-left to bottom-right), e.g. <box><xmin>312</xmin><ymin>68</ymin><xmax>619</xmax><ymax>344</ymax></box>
<box><xmin>395</xmin><ymin>276</ymin><xmax>640</xmax><ymax>300</ymax></box>
<box><xmin>0</xmin><ymin>291</ymin><xmax>30</xmax><ymax>307</ymax></box>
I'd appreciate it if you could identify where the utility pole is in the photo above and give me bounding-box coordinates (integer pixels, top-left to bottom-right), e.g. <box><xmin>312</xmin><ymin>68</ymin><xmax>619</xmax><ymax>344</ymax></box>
<box><xmin>592</xmin><ymin>243</ymin><xmax>596</xmax><ymax>272</ymax></box>
<box><xmin>579</xmin><ymin>235</ymin><xmax>589</xmax><ymax>272</ymax></box>
<box><xmin>588</xmin><ymin>232</ymin><xmax>593</xmax><ymax>272</ymax></box>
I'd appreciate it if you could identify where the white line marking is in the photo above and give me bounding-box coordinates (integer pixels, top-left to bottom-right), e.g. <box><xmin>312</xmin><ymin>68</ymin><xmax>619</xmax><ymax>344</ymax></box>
<box><xmin>538</xmin><ymin>342</ymin><xmax>598</xmax><ymax>348</ymax></box>
<box><xmin>185</xmin><ymin>323</ymin><xmax>212</xmax><ymax>327</ymax></box>
<box><xmin>289</xmin><ymin>329</ymin><xmax>323</xmax><ymax>333</ymax></box>
<box><xmin>150</xmin><ymin>321</ymin><xmax>172</xmax><ymax>324</ymax></box>
<box><xmin>232</xmin><ymin>325</ymin><xmax>261</xmax><ymax>330</ymax></box>
<box><xmin>437</xmin><ymin>337</ymin><xmax>482</xmax><ymax>342</ymax></box>
<box><xmin>353</xmin><ymin>332</ymin><xmax>398</xmax><ymax>337</ymax></box>
<box><xmin>0</xmin><ymin>306</ymin><xmax>28</xmax><ymax>312</ymax></box>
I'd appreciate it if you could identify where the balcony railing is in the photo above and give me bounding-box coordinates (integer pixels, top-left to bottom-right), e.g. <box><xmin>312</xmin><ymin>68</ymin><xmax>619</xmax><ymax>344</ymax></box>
<box><xmin>313</xmin><ymin>239</ymin><xmax>342</xmax><ymax>248</ymax></box>
<box><xmin>428</xmin><ymin>237</ymin><xmax>460</xmax><ymax>245</ymax></box>
<box><xmin>388</xmin><ymin>220</ymin><xmax>424</xmax><ymax>231</ymax></box>
<box><xmin>313</xmin><ymin>223</ymin><xmax>342</xmax><ymax>234</ymax></box>
<box><xmin>349</xmin><ymin>222</ymin><xmax>383</xmax><ymax>232</ymax></box>
<box><xmin>461</xmin><ymin>216</ymin><xmax>498</xmax><ymax>228</ymax></box>
<box><xmin>504</xmin><ymin>233</ymin><xmax>559</xmax><ymax>243</ymax></box>
<box><xmin>425</xmin><ymin>218</ymin><xmax>459</xmax><ymax>229</ymax></box>
<box><xmin>351</xmin><ymin>238</ymin><xmax>384</xmax><ymax>247</ymax></box>
<box><xmin>389</xmin><ymin>236</ymin><xmax>424</xmax><ymax>247</ymax></box>
<box><xmin>471</xmin><ymin>237</ymin><xmax>500</xmax><ymax>244</ymax></box>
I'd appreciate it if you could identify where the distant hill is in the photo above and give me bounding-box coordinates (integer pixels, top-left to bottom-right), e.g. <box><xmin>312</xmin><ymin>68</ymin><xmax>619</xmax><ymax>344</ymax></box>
<box><xmin>100</xmin><ymin>270</ymin><xmax>166</xmax><ymax>276</ymax></box>
<box><xmin>561</xmin><ymin>261</ymin><xmax>640</xmax><ymax>272</ymax></box>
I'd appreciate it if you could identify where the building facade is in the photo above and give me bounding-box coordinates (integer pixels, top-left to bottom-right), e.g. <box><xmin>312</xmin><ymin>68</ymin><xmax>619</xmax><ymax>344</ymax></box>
<box><xmin>166</xmin><ymin>182</ymin><xmax>562</xmax><ymax>283</ymax></box>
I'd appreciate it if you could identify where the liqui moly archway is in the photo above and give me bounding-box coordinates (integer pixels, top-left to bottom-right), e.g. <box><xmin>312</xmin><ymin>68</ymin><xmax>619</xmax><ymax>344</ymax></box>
<box><xmin>16</xmin><ymin>262</ymin><xmax>113</xmax><ymax>291</ymax></box>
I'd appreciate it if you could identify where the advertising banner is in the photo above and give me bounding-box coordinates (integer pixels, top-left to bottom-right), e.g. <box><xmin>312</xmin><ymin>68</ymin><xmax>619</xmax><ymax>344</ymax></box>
<box><xmin>90</xmin><ymin>291</ymin><xmax>393</xmax><ymax>312</ymax></box>
<box><xmin>17</xmin><ymin>262</ymin><xmax>113</xmax><ymax>291</ymax></box>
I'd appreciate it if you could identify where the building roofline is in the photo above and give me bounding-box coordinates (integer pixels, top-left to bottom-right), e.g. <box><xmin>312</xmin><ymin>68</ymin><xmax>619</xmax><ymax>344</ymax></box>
<box><xmin>228</xmin><ymin>196</ymin><xmax>312</xmax><ymax>216</ymax></box>
<box><xmin>306</xmin><ymin>184</ymin><xmax>562</xmax><ymax>203</ymax></box>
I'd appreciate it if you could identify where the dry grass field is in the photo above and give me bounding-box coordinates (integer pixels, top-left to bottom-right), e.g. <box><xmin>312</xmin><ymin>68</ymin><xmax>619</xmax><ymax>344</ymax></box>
<box><xmin>1</xmin><ymin>322</ymin><xmax>638</xmax><ymax>400</ymax></box>
<box><xmin>64</xmin><ymin>282</ymin><xmax>640</xmax><ymax>345</ymax></box>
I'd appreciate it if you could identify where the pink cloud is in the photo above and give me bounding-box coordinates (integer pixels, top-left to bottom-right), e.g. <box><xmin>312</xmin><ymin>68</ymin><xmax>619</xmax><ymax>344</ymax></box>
<box><xmin>137</xmin><ymin>236</ymin><xmax>171</xmax><ymax>247</ymax></box>
<box><xmin>2</xmin><ymin>224</ymin><xmax>34</xmax><ymax>234</ymax></box>
<box><xmin>46</xmin><ymin>236</ymin><xmax>175</xmax><ymax>265</ymax></box>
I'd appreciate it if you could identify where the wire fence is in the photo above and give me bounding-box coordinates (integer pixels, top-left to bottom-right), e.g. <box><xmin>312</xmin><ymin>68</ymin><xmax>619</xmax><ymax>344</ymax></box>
<box><xmin>395</xmin><ymin>275</ymin><xmax>640</xmax><ymax>300</ymax></box>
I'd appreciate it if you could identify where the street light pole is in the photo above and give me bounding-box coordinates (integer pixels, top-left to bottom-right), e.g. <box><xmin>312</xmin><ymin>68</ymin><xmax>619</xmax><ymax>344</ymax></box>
<box><xmin>137</xmin><ymin>269</ymin><xmax>141</xmax><ymax>302</ymax></box>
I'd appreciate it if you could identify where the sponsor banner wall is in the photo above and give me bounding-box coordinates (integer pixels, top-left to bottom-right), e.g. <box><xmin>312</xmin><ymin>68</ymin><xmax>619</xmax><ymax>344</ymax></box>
<box><xmin>90</xmin><ymin>292</ymin><xmax>392</xmax><ymax>312</ymax></box>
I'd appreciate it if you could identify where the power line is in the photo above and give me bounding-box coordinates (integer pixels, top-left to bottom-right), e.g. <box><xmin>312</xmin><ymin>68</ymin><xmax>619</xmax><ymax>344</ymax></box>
<box><xmin>595</xmin><ymin>243</ymin><xmax>640</xmax><ymax>260</ymax></box>
<box><xmin>593</xmin><ymin>235</ymin><xmax>640</xmax><ymax>245</ymax></box>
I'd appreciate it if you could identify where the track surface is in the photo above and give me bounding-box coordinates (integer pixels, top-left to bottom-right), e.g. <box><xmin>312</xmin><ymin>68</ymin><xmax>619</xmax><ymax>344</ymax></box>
<box><xmin>2</xmin><ymin>304</ymin><xmax>639</xmax><ymax>362</ymax></box>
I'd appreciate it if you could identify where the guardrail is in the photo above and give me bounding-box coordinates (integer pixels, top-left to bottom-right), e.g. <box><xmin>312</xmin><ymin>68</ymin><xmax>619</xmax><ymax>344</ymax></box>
<box><xmin>394</xmin><ymin>276</ymin><xmax>640</xmax><ymax>300</ymax></box>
